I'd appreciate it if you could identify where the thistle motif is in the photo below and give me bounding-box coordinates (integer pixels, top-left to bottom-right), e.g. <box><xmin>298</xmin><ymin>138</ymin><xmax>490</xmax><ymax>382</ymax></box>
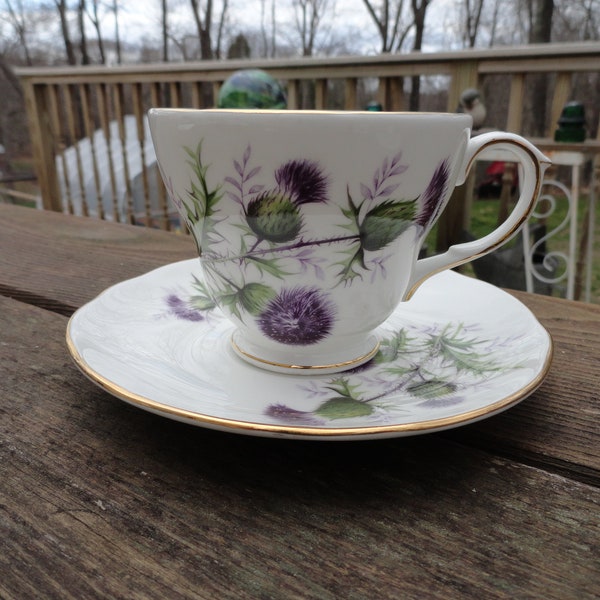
<box><xmin>263</xmin><ymin>323</ymin><xmax>518</xmax><ymax>423</ymax></box>
<box><xmin>257</xmin><ymin>287</ymin><xmax>335</xmax><ymax>345</ymax></box>
<box><xmin>415</xmin><ymin>159</ymin><xmax>451</xmax><ymax>228</ymax></box>
<box><xmin>245</xmin><ymin>160</ymin><xmax>329</xmax><ymax>243</ymax></box>
<box><xmin>172</xmin><ymin>142</ymin><xmax>451</xmax><ymax>347</ymax></box>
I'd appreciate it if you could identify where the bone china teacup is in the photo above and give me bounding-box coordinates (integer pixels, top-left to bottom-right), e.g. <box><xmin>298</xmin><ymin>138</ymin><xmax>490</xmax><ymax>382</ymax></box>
<box><xmin>149</xmin><ymin>109</ymin><xmax>549</xmax><ymax>374</ymax></box>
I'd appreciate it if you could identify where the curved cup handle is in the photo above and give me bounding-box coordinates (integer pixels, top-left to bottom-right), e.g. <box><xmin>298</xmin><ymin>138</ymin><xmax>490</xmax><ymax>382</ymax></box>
<box><xmin>406</xmin><ymin>132</ymin><xmax>551</xmax><ymax>300</ymax></box>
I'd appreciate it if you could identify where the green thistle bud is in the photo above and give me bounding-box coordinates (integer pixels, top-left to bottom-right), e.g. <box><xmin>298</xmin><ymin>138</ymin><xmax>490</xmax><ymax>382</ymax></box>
<box><xmin>246</xmin><ymin>191</ymin><xmax>303</xmax><ymax>243</ymax></box>
<box><xmin>359</xmin><ymin>199</ymin><xmax>416</xmax><ymax>251</ymax></box>
<box><xmin>314</xmin><ymin>397</ymin><xmax>374</xmax><ymax>420</ymax></box>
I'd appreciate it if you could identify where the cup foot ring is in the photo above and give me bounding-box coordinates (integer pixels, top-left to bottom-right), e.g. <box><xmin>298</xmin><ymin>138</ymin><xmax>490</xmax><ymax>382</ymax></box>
<box><xmin>230</xmin><ymin>335</ymin><xmax>380</xmax><ymax>375</ymax></box>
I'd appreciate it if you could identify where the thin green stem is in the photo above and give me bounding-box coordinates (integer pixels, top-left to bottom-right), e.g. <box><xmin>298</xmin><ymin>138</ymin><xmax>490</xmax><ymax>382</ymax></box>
<box><xmin>203</xmin><ymin>233</ymin><xmax>361</xmax><ymax>263</ymax></box>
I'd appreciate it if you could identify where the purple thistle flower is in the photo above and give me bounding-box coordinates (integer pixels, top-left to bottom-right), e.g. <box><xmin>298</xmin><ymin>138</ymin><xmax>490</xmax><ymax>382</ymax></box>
<box><xmin>416</xmin><ymin>159</ymin><xmax>451</xmax><ymax>228</ymax></box>
<box><xmin>257</xmin><ymin>287</ymin><xmax>335</xmax><ymax>345</ymax></box>
<box><xmin>274</xmin><ymin>159</ymin><xmax>329</xmax><ymax>205</ymax></box>
<box><xmin>265</xmin><ymin>403</ymin><xmax>324</xmax><ymax>425</ymax></box>
<box><xmin>165</xmin><ymin>294</ymin><xmax>204</xmax><ymax>322</ymax></box>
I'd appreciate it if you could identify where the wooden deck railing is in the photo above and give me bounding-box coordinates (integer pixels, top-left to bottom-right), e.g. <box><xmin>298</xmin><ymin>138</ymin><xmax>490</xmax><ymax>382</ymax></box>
<box><xmin>16</xmin><ymin>42</ymin><xmax>600</xmax><ymax>237</ymax></box>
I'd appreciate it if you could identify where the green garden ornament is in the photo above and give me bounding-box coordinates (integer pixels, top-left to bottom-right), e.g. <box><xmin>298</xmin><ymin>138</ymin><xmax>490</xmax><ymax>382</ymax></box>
<box><xmin>217</xmin><ymin>69</ymin><xmax>287</xmax><ymax>110</ymax></box>
<box><xmin>554</xmin><ymin>101</ymin><xmax>586</xmax><ymax>143</ymax></box>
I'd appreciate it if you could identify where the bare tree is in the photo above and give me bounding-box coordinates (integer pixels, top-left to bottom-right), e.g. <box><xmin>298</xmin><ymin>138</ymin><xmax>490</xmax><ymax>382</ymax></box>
<box><xmin>488</xmin><ymin>0</ymin><xmax>501</xmax><ymax>46</ymax></box>
<box><xmin>259</xmin><ymin>0</ymin><xmax>277</xmax><ymax>57</ymax></box>
<box><xmin>3</xmin><ymin>0</ymin><xmax>33</xmax><ymax>65</ymax></box>
<box><xmin>361</xmin><ymin>0</ymin><xmax>412</xmax><ymax>52</ymax></box>
<box><xmin>528</xmin><ymin>0</ymin><xmax>554</xmax><ymax>136</ymax></box>
<box><xmin>111</xmin><ymin>0</ymin><xmax>122</xmax><ymax>63</ymax></box>
<box><xmin>214</xmin><ymin>0</ymin><xmax>228</xmax><ymax>58</ymax></box>
<box><xmin>552</xmin><ymin>0</ymin><xmax>599</xmax><ymax>40</ymax></box>
<box><xmin>78</xmin><ymin>0</ymin><xmax>91</xmax><ymax>64</ymax></box>
<box><xmin>189</xmin><ymin>0</ymin><xmax>214</xmax><ymax>59</ymax></box>
<box><xmin>461</xmin><ymin>0</ymin><xmax>485</xmax><ymax>47</ymax></box>
<box><xmin>408</xmin><ymin>0</ymin><xmax>432</xmax><ymax>110</ymax></box>
<box><xmin>161</xmin><ymin>0</ymin><xmax>169</xmax><ymax>61</ymax></box>
<box><xmin>291</xmin><ymin>0</ymin><xmax>332</xmax><ymax>56</ymax></box>
<box><xmin>86</xmin><ymin>0</ymin><xmax>106</xmax><ymax>64</ymax></box>
<box><xmin>54</xmin><ymin>0</ymin><xmax>77</xmax><ymax>65</ymax></box>
<box><xmin>528</xmin><ymin>0</ymin><xmax>554</xmax><ymax>43</ymax></box>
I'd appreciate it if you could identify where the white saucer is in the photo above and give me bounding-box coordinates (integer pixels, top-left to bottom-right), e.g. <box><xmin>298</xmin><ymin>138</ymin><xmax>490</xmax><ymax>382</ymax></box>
<box><xmin>67</xmin><ymin>259</ymin><xmax>552</xmax><ymax>440</ymax></box>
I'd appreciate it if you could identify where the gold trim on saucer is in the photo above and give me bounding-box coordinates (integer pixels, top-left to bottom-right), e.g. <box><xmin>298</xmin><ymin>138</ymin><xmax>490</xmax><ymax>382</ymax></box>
<box><xmin>230</xmin><ymin>338</ymin><xmax>381</xmax><ymax>371</ymax></box>
<box><xmin>65</xmin><ymin>318</ymin><xmax>553</xmax><ymax>439</ymax></box>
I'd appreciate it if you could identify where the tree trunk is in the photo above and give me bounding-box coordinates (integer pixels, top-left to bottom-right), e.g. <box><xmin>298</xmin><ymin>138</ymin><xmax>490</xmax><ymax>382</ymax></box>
<box><xmin>78</xmin><ymin>0</ymin><xmax>91</xmax><ymax>65</ymax></box>
<box><xmin>528</xmin><ymin>0</ymin><xmax>554</xmax><ymax>136</ymax></box>
<box><xmin>55</xmin><ymin>0</ymin><xmax>77</xmax><ymax>65</ymax></box>
<box><xmin>162</xmin><ymin>0</ymin><xmax>169</xmax><ymax>62</ymax></box>
<box><xmin>190</xmin><ymin>0</ymin><xmax>214</xmax><ymax>59</ymax></box>
<box><xmin>113</xmin><ymin>0</ymin><xmax>122</xmax><ymax>64</ymax></box>
<box><xmin>89</xmin><ymin>0</ymin><xmax>106</xmax><ymax>64</ymax></box>
<box><xmin>409</xmin><ymin>0</ymin><xmax>430</xmax><ymax>111</ymax></box>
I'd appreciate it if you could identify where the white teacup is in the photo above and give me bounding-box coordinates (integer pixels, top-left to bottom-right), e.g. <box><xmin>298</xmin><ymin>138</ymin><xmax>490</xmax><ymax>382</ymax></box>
<box><xmin>149</xmin><ymin>109</ymin><xmax>549</xmax><ymax>374</ymax></box>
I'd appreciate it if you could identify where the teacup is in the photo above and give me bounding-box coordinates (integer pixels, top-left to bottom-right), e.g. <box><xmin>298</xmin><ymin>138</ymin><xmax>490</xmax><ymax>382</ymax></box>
<box><xmin>149</xmin><ymin>109</ymin><xmax>549</xmax><ymax>374</ymax></box>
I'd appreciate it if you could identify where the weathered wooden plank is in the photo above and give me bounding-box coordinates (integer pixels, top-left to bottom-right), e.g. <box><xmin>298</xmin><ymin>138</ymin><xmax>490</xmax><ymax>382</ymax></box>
<box><xmin>344</xmin><ymin>77</ymin><xmax>357</xmax><ymax>110</ymax></box>
<box><xmin>505</xmin><ymin>73</ymin><xmax>525</xmax><ymax>133</ymax></box>
<box><xmin>449</xmin><ymin>289</ymin><xmax>600</xmax><ymax>485</ymax></box>
<box><xmin>0</xmin><ymin>295</ymin><xmax>598</xmax><ymax>600</ymax></box>
<box><xmin>78</xmin><ymin>83</ymin><xmax>104</xmax><ymax>219</ymax></box>
<box><xmin>0</xmin><ymin>204</ymin><xmax>194</xmax><ymax>314</ymax></box>
<box><xmin>14</xmin><ymin>42</ymin><xmax>600</xmax><ymax>82</ymax></box>
<box><xmin>0</xmin><ymin>203</ymin><xmax>598</xmax><ymax>485</ymax></box>
<box><xmin>96</xmin><ymin>82</ymin><xmax>120</xmax><ymax>221</ymax></box>
<box><xmin>314</xmin><ymin>79</ymin><xmax>327</xmax><ymax>110</ymax></box>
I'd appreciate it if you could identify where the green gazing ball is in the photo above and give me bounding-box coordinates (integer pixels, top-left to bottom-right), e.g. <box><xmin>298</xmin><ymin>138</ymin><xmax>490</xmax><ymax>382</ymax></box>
<box><xmin>217</xmin><ymin>69</ymin><xmax>287</xmax><ymax>109</ymax></box>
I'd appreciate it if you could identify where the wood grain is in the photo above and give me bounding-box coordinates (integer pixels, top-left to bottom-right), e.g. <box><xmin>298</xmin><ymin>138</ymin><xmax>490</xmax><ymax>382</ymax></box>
<box><xmin>1</xmin><ymin>203</ymin><xmax>599</xmax><ymax>487</ymax></box>
<box><xmin>0</xmin><ymin>204</ymin><xmax>195</xmax><ymax>314</ymax></box>
<box><xmin>449</xmin><ymin>291</ymin><xmax>600</xmax><ymax>486</ymax></box>
<box><xmin>1</xmin><ymin>296</ymin><xmax>598</xmax><ymax>599</ymax></box>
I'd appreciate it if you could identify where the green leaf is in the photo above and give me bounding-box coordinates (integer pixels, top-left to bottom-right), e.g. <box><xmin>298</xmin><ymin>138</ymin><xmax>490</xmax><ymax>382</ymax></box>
<box><xmin>427</xmin><ymin>323</ymin><xmax>504</xmax><ymax>375</ymax></box>
<box><xmin>335</xmin><ymin>245</ymin><xmax>365</xmax><ymax>284</ymax></box>
<box><xmin>314</xmin><ymin>397</ymin><xmax>374</xmax><ymax>420</ymax></box>
<box><xmin>324</xmin><ymin>377</ymin><xmax>362</xmax><ymax>400</ymax></box>
<box><xmin>359</xmin><ymin>198</ymin><xmax>417</xmax><ymax>251</ymax></box>
<box><xmin>374</xmin><ymin>329</ymin><xmax>413</xmax><ymax>363</ymax></box>
<box><xmin>189</xmin><ymin>294</ymin><xmax>217</xmax><ymax>311</ymax></box>
<box><xmin>246</xmin><ymin>255</ymin><xmax>291</xmax><ymax>279</ymax></box>
<box><xmin>339</xmin><ymin>188</ymin><xmax>362</xmax><ymax>231</ymax></box>
<box><xmin>237</xmin><ymin>283</ymin><xmax>276</xmax><ymax>315</ymax></box>
<box><xmin>182</xmin><ymin>140</ymin><xmax>224</xmax><ymax>247</ymax></box>
<box><xmin>407</xmin><ymin>379</ymin><xmax>457</xmax><ymax>399</ymax></box>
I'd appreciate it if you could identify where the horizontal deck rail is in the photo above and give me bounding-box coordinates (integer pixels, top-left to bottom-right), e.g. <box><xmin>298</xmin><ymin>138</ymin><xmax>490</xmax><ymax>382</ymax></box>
<box><xmin>16</xmin><ymin>42</ymin><xmax>600</xmax><ymax>236</ymax></box>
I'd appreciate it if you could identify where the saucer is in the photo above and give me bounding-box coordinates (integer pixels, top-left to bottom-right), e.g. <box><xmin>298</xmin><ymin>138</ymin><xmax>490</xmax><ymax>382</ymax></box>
<box><xmin>67</xmin><ymin>259</ymin><xmax>553</xmax><ymax>440</ymax></box>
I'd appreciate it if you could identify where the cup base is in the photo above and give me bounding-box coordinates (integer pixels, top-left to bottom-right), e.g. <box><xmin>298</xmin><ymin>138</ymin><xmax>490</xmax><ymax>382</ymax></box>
<box><xmin>230</xmin><ymin>332</ymin><xmax>380</xmax><ymax>375</ymax></box>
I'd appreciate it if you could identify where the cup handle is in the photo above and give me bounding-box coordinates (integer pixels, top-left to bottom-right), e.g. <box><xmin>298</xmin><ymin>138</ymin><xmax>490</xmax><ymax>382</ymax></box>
<box><xmin>405</xmin><ymin>132</ymin><xmax>551</xmax><ymax>300</ymax></box>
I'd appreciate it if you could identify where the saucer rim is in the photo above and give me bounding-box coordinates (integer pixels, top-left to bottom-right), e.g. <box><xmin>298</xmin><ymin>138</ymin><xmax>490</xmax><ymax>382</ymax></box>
<box><xmin>65</xmin><ymin>261</ymin><xmax>554</xmax><ymax>440</ymax></box>
<box><xmin>67</xmin><ymin>329</ymin><xmax>552</xmax><ymax>438</ymax></box>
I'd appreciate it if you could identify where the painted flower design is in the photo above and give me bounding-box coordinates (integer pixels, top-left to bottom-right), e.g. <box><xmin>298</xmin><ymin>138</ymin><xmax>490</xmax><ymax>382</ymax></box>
<box><xmin>173</xmin><ymin>142</ymin><xmax>452</xmax><ymax>348</ymax></box>
<box><xmin>165</xmin><ymin>294</ymin><xmax>204</xmax><ymax>322</ymax></box>
<box><xmin>262</xmin><ymin>322</ymin><xmax>523</xmax><ymax>423</ymax></box>
<box><xmin>258</xmin><ymin>287</ymin><xmax>334</xmax><ymax>345</ymax></box>
<box><xmin>245</xmin><ymin>159</ymin><xmax>329</xmax><ymax>243</ymax></box>
<box><xmin>415</xmin><ymin>159</ymin><xmax>451</xmax><ymax>228</ymax></box>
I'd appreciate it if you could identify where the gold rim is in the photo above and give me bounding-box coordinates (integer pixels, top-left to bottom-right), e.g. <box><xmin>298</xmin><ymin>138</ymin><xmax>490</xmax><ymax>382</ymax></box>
<box><xmin>230</xmin><ymin>337</ymin><xmax>381</xmax><ymax>371</ymax></box>
<box><xmin>66</xmin><ymin>318</ymin><xmax>553</xmax><ymax>439</ymax></box>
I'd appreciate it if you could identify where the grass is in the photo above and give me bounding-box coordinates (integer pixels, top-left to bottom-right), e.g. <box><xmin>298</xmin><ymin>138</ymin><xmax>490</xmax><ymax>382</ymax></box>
<box><xmin>426</xmin><ymin>191</ymin><xmax>600</xmax><ymax>304</ymax></box>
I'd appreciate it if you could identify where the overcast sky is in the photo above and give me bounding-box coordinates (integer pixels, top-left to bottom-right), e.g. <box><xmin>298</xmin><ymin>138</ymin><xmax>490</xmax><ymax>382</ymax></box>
<box><xmin>114</xmin><ymin>0</ymin><xmax>462</xmax><ymax>56</ymax></box>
